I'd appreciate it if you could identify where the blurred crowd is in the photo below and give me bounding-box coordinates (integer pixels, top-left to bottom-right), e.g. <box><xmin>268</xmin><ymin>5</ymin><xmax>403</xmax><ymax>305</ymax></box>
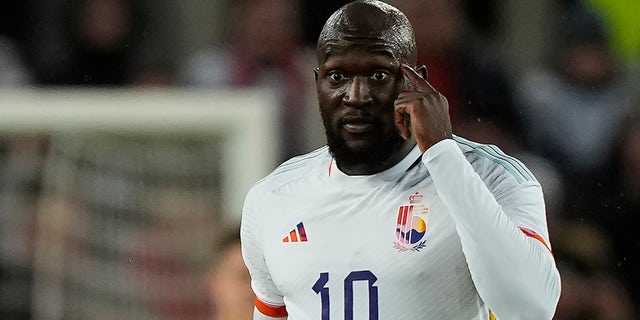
<box><xmin>1</xmin><ymin>0</ymin><xmax>640</xmax><ymax>319</ymax></box>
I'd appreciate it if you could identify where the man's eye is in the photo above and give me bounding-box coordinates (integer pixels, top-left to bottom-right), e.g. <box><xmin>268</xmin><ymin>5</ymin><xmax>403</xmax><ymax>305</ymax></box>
<box><xmin>329</xmin><ymin>72</ymin><xmax>344</xmax><ymax>82</ymax></box>
<box><xmin>372</xmin><ymin>71</ymin><xmax>389</xmax><ymax>81</ymax></box>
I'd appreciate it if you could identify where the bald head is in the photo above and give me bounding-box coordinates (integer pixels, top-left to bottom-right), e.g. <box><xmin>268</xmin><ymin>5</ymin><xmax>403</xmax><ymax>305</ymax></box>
<box><xmin>317</xmin><ymin>0</ymin><xmax>416</xmax><ymax>64</ymax></box>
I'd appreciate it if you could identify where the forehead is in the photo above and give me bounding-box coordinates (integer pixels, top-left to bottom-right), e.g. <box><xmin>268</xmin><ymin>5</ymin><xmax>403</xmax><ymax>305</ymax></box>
<box><xmin>319</xmin><ymin>38</ymin><xmax>400</xmax><ymax>64</ymax></box>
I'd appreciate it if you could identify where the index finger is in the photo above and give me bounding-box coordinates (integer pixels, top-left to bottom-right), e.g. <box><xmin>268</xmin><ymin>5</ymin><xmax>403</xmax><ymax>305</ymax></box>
<box><xmin>401</xmin><ymin>64</ymin><xmax>437</xmax><ymax>93</ymax></box>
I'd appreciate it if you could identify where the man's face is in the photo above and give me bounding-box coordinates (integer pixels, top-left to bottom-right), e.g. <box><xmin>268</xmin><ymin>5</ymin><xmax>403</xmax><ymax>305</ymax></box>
<box><xmin>316</xmin><ymin>40</ymin><xmax>409</xmax><ymax>168</ymax></box>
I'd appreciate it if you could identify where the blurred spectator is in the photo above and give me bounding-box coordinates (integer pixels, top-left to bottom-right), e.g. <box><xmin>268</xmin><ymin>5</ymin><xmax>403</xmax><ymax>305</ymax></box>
<box><xmin>516</xmin><ymin>3</ymin><xmax>632</xmax><ymax>216</ymax></box>
<box><xmin>393</xmin><ymin>0</ymin><xmax>522</xmax><ymax>151</ymax></box>
<box><xmin>40</xmin><ymin>0</ymin><xmax>143</xmax><ymax>86</ymax></box>
<box><xmin>207</xmin><ymin>226</ymin><xmax>253</xmax><ymax>320</ymax></box>
<box><xmin>180</xmin><ymin>0</ymin><xmax>316</xmax><ymax>161</ymax></box>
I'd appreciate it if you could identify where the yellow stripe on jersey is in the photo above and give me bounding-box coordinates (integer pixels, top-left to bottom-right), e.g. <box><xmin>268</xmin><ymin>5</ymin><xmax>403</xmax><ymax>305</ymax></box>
<box><xmin>489</xmin><ymin>310</ymin><xmax>497</xmax><ymax>320</ymax></box>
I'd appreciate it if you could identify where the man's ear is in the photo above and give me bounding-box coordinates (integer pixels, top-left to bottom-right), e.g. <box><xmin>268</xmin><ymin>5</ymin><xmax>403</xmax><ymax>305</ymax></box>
<box><xmin>314</xmin><ymin>67</ymin><xmax>319</xmax><ymax>83</ymax></box>
<box><xmin>416</xmin><ymin>65</ymin><xmax>428</xmax><ymax>81</ymax></box>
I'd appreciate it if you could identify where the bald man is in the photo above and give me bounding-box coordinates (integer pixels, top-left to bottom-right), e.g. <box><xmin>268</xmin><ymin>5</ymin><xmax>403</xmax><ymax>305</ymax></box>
<box><xmin>240</xmin><ymin>1</ymin><xmax>561</xmax><ymax>319</ymax></box>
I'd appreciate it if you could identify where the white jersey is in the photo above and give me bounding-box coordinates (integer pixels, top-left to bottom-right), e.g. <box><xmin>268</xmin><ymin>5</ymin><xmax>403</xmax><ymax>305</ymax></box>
<box><xmin>241</xmin><ymin>137</ymin><xmax>560</xmax><ymax>320</ymax></box>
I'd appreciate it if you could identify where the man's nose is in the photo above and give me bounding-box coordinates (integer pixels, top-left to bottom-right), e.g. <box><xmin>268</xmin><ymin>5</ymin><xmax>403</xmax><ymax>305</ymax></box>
<box><xmin>343</xmin><ymin>77</ymin><xmax>372</xmax><ymax>107</ymax></box>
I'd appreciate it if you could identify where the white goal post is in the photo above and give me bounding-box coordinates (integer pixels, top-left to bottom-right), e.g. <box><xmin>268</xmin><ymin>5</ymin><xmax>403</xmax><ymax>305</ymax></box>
<box><xmin>0</xmin><ymin>88</ymin><xmax>279</xmax><ymax>222</ymax></box>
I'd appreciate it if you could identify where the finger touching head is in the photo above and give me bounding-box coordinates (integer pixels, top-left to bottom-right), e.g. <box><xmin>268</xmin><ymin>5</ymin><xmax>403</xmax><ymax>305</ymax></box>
<box><xmin>401</xmin><ymin>64</ymin><xmax>433</xmax><ymax>92</ymax></box>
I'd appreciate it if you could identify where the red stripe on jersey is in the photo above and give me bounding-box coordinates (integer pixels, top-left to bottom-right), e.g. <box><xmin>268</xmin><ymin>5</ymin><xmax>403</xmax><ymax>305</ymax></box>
<box><xmin>519</xmin><ymin>226</ymin><xmax>552</xmax><ymax>253</ymax></box>
<box><xmin>401</xmin><ymin>206</ymin><xmax>409</xmax><ymax>225</ymax></box>
<box><xmin>328</xmin><ymin>159</ymin><xmax>333</xmax><ymax>176</ymax></box>
<box><xmin>255</xmin><ymin>296</ymin><xmax>288</xmax><ymax>317</ymax></box>
<box><xmin>289</xmin><ymin>230</ymin><xmax>298</xmax><ymax>242</ymax></box>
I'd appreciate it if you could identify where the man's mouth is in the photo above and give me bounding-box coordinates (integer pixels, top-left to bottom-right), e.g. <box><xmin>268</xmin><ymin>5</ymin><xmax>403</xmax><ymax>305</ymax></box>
<box><xmin>343</xmin><ymin>122</ymin><xmax>374</xmax><ymax>133</ymax></box>
<box><xmin>341</xmin><ymin>116</ymin><xmax>375</xmax><ymax>134</ymax></box>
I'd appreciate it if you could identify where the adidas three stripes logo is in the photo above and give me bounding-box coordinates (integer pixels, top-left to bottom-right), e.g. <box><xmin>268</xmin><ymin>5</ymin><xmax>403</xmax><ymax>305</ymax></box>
<box><xmin>282</xmin><ymin>222</ymin><xmax>308</xmax><ymax>242</ymax></box>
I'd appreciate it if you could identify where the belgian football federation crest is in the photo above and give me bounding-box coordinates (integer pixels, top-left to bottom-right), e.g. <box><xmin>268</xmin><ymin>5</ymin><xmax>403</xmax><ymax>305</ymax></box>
<box><xmin>393</xmin><ymin>192</ymin><xmax>429</xmax><ymax>252</ymax></box>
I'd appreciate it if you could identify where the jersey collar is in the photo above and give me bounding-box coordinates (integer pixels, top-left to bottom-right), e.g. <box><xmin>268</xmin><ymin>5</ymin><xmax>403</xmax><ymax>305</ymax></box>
<box><xmin>328</xmin><ymin>145</ymin><xmax>422</xmax><ymax>183</ymax></box>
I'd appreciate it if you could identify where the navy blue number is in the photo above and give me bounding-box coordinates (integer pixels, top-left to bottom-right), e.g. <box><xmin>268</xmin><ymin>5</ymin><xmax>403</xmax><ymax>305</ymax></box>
<box><xmin>345</xmin><ymin>270</ymin><xmax>378</xmax><ymax>320</ymax></box>
<box><xmin>312</xmin><ymin>270</ymin><xmax>379</xmax><ymax>320</ymax></box>
<box><xmin>312</xmin><ymin>272</ymin><xmax>330</xmax><ymax>320</ymax></box>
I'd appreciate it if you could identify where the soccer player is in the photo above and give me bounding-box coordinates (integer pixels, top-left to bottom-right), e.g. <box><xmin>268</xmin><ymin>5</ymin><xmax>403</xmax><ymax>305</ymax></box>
<box><xmin>240</xmin><ymin>1</ymin><xmax>561</xmax><ymax>319</ymax></box>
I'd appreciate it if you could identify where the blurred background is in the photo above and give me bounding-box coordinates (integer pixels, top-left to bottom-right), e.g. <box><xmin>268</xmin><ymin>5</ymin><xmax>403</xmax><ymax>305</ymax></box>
<box><xmin>0</xmin><ymin>0</ymin><xmax>639</xmax><ymax>319</ymax></box>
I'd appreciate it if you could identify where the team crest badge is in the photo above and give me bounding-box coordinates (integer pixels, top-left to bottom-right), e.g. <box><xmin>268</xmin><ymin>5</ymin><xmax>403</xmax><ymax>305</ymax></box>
<box><xmin>393</xmin><ymin>192</ymin><xmax>428</xmax><ymax>252</ymax></box>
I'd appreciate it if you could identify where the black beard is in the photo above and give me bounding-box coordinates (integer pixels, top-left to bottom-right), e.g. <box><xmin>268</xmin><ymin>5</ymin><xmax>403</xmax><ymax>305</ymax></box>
<box><xmin>324</xmin><ymin>119</ymin><xmax>406</xmax><ymax>170</ymax></box>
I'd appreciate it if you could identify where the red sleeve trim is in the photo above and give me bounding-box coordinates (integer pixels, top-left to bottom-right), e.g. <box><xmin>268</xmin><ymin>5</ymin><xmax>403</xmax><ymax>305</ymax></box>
<box><xmin>255</xmin><ymin>296</ymin><xmax>288</xmax><ymax>318</ymax></box>
<box><xmin>519</xmin><ymin>226</ymin><xmax>552</xmax><ymax>253</ymax></box>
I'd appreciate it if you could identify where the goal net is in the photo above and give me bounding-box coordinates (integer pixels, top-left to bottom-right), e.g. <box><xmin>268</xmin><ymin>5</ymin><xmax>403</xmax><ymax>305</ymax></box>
<box><xmin>0</xmin><ymin>88</ymin><xmax>278</xmax><ymax>319</ymax></box>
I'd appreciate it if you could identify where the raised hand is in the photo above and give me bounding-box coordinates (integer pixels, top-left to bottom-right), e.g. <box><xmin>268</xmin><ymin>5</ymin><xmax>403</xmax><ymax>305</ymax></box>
<box><xmin>394</xmin><ymin>64</ymin><xmax>453</xmax><ymax>153</ymax></box>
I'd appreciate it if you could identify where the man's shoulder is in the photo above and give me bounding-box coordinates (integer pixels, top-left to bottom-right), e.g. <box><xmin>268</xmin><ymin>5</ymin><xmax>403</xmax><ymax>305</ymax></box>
<box><xmin>250</xmin><ymin>146</ymin><xmax>331</xmax><ymax>193</ymax></box>
<box><xmin>452</xmin><ymin>135</ymin><xmax>537</xmax><ymax>184</ymax></box>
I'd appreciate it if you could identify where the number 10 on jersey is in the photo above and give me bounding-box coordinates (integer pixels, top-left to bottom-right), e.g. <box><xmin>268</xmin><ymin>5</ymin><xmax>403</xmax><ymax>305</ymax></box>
<box><xmin>312</xmin><ymin>270</ymin><xmax>379</xmax><ymax>320</ymax></box>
